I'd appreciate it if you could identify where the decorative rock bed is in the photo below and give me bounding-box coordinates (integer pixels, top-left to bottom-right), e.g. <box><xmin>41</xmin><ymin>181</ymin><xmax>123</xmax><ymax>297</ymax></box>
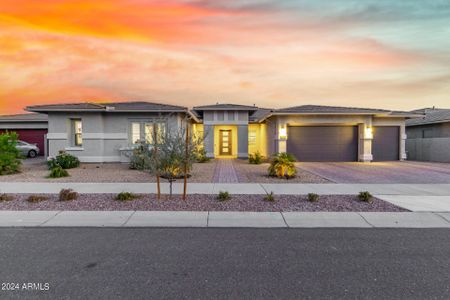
<box><xmin>0</xmin><ymin>194</ymin><xmax>408</xmax><ymax>212</ymax></box>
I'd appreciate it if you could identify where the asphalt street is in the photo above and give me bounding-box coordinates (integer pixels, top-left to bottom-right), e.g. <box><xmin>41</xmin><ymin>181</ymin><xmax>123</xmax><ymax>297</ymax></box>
<box><xmin>0</xmin><ymin>228</ymin><xmax>449</xmax><ymax>299</ymax></box>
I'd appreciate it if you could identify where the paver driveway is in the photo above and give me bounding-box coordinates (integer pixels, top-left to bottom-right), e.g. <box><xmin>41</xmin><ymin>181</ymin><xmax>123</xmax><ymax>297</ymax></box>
<box><xmin>298</xmin><ymin>161</ymin><xmax>450</xmax><ymax>183</ymax></box>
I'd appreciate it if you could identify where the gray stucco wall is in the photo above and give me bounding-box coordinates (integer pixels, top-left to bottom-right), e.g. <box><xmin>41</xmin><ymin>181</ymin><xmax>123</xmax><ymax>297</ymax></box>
<box><xmin>47</xmin><ymin>112</ymin><xmax>186</xmax><ymax>162</ymax></box>
<box><xmin>406</xmin><ymin>123</ymin><xmax>450</xmax><ymax>139</ymax></box>
<box><xmin>237</xmin><ymin>125</ymin><xmax>248</xmax><ymax>158</ymax></box>
<box><xmin>203</xmin><ymin>125</ymin><xmax>214</xmax><ymax>158</ymax></box>
<box><xmin>406</xmin><ymin>138</ymin><xmax>450</xmax><ymax>162</ymax></box>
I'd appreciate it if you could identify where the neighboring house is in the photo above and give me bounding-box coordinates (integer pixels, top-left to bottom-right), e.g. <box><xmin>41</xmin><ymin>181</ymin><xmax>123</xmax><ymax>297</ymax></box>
<box><xmin>27</xmin><ymin>101</ymin><xmax>420</xmax><ymax>163</ymax></box>
<box><xmin>27</xmin><ymin>102</ymin><xmax>194</xmax><ymax>162</ymax></box>
<box><xmin>406</xmin><ymin>108</ymin><xmax>450</xmax><ymax>162</ymax></box>
<box><xmin>0</xmin><ymin>113</ymin><xmax>48</xmax><ymax>156</ymax></box>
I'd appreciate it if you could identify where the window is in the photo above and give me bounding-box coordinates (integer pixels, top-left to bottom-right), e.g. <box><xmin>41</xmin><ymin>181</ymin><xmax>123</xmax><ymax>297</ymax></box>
<box><xmin>72</xmin><ymin>119</ymin><xmax>82</xmax><ymax>147</ymax></box>
<box><xmin>130</xmin><ymin>121</ymin><xmax>166</xmax><ymax>145</ymax></box>
<box><xmin>131</xmin><ymin>122</ymin><xmax>141</xmax><ymax>144</ymax></box>
<box><xmin>248</xmin><ymin>130</ymin><xmax>257</xmax><ymax>146</ymax></box>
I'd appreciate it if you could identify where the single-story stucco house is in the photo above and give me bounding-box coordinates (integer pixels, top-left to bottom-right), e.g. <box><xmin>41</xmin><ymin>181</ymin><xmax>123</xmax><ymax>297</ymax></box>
<box><xmin>406</xmin><ymin>107</ymin><xmax>450</xmax><ymax>162</ymax></box>
<box><xmin>0</xmin><ymin>113</ymin><xmax>48</xmax><ymax>155</ymax></box>
<box><xmin>26</xmin><ymin>101</ymin><xmax>421</xmax><ymax>163</ymax></box>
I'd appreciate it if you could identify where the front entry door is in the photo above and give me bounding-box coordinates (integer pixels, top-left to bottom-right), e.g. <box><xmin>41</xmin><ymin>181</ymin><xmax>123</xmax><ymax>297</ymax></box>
<box><xmin>219</xmin><ymin>130</ymin><xmax>232</xmax><ymax>155</ymax></box>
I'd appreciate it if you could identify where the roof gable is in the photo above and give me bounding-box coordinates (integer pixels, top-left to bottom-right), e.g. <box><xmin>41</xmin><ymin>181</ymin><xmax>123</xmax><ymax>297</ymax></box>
<box><xmin>275</xmin><ymin>105</ymin><xmax>390</xmax><ymax>114</ymax></box>
<box><xmin>406</xmin><ymin>109</ymin><xmax>450</xmax><ymax>126</ymax></box>
<box><xmin>193</xmin><ymin>103</ymin><xmax>258</xmax><ymax>111</ymax></box>
<box><xmin>27</xmin><ymin>101</ymin><xmax>187</xmax><ymax>113</ymax></box>
<box><xmin>0</xmin><ymin>113</ymin><xmax>48</xmax><ymax>122</ymax></box>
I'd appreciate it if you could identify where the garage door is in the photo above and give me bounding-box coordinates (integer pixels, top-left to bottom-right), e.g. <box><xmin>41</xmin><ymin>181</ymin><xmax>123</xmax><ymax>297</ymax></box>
<box><xmin>0</xmin><ymin>129</ymin><xmax>47</xmax><ymax>156</ymax></box>
<box><xmin>372</xmin><ymin>126</ymin><xmax>399</xmax><ymax>161</ymax></box>
<box><xmin>287</xmin><ymin>126</ymin><xmax>358</xmax><ymax>162</ymax></box>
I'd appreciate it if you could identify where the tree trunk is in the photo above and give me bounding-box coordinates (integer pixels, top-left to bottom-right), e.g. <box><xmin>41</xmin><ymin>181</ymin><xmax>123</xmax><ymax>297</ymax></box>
<box><xmin>183</xmin><ymin>122</ymin><xmax>189</xmax><ymax>201</ymax></box>
<box><xmin>154</xmin><ymin>123</ymin><xmax>161</xmax><ymax>200</ymax></box>
<box><xmin>156</xmin><ymin>175</ymin><xmax>161</xmax><ymax>200</ymax></box>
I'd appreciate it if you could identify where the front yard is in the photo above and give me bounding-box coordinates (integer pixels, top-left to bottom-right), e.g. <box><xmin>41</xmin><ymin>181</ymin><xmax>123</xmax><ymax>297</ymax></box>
<box><xmin>0</xmin><ymin>159</ymin><xmax>216</xmax><ymax>183</ymax></box>
<box><xmin>232</xmin><ymin>159</ymin><xmax>330</xmax><ymax>183</ymax></box>
<box><xmin>0</xmin><ymin>193</ymin><xmax>407</xmax><ymax>212</ymax></box>
<box><xmin>0</xmin><ymin>158</ymin><xmax>329</xmax><ymax>183</ymax></box>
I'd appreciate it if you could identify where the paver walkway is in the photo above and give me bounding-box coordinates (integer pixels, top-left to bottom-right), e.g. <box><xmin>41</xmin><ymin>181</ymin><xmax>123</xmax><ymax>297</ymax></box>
<box><xmin>212</xmin><ymin>159</ymin><xmax>239</xmax><ymax>183</ymax></box>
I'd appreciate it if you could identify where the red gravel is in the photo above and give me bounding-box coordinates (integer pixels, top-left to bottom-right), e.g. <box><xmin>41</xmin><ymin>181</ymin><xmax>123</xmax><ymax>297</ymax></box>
<box><xmin>0</xmin><ymin>194</ymin><xmax>408</xmax><ymax>212</ymax></box>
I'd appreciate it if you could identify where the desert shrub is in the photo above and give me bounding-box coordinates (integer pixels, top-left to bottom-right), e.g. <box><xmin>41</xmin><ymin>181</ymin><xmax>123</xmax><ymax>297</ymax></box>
<box><xmin>217</xmin><ymin>191</ymin><xmax>231</xmax><ymax>201</ymax></box>
<box><xmin>307</xmin><ymin>193</ymin><xmax>319</xmax><ymax>202</ymax></box>
<box><xmin>27</xmin><ymin>195</ymin><xmax>49</xmax><ymax>203</ymax></box>
<box><xmin>129</xmin><ymin>142</ymin><xmax>149</xmax><ymax>170</ymax></box>
<box><xmin>47</xmin><ymin>151</ymin><xmax>80</xmax><ymax>170</ymax></box>
<box><xmin>116</xmin><ymin>192</ymin><xmax>138</xmax><ymax>201</ymax></box>
<box><xmin>196</xmin><ymin>148</ymin><xmax>211</xmax><ymax>163</ymax></box>
<box><xmin>0</xmin><ymin>194</ymin><xmax>14</xmax><ymax>202</ymax></box>
<box><xmin>249</xmin><ymin>151</ymin><xmax>264</xmax><ymax>165</ymax></box>
<box><xmin>358</xmin><ymin>191</ymin><xmax>373</xmax><ymax>203</ymax></box>
<box><xmin>59</xmin><ymin>189</ymin><xmax>78</xmax><ymax>201</ymax></box>
<box><xmin>264</xmin><ymin>191</ymin><xmax>275</xmax><ymax>202</ymax></box>
<box><xmin>0</xmin><ymin>132</ymin><xmax>21</xmax><ymax>175</ymax></box>
<box><xmin>47</xmin><ymin>166</ymin><xmax>69</xmax><ymax>178</ymax></box>
<box><xmin>268</xmin><ymin>152</ymin><xmax>297</xmax><ymax>179</ymax></box>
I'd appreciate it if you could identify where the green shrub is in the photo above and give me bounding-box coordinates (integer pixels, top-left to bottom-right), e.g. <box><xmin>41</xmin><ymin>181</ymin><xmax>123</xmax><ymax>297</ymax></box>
<box><xmin>27</xmin><ymin>195</ymin><xmax>49</xmax><ymax>203</ymax></box>
<box><xmin>358</xmin><ymin>191</ymin><xmax>373</xmax><ymax>203</ymax></box>
<box><xmin>264</xmin><ymin>191</ymin><xmax>275</xmax><ymax>202</ymax></box>
<box><xmin>0</xmin><ymin>194</ymin><xmax>14</xmax><ymax>202</ymax></box>
<box><xmin>196</xmin><ymin>148</ymin><xmax>211</xmax><ymax>163</ymax></box>
<box><xmin>47</xmin><ymin>166</ymin><xmax>69</xmax><ymax>178</ymax></box>
<box><xmin>249</xmin><ymin>151</ymin><xmax>264</xmax><ymax>164</ymax></box>
<box><xmin>217</xmin><ymin>191</ymin><xmax>231</xmax><ymax>202</ymax></box>
<box><xmin>116</xmin><ymin>192</ymin><xmax>138</xmax><ymax>201</ymax></box>
<box><xmin>47</xmin><ymin>151</ymin><xmax>80</xmax><ymax>170</ymax></box>
<box><xmin>59</xmin><ymin>189</ymin><xmax>78</xmax><ymax>201</ymax></box>
<box><xmin>129</xmin><ymin>143</ymin><xmax>148</xmax><ymax>170</ymax></box>
<box><xmin>0</xmin><ymin>132</ymin><xmax>21</xmax><ymax>175</ymax></box>
<box><xmin>268</xmin><ymin>152</ymin><xmax>297</xmax><ymax>179</ymax></box>
<box><xmin>307</xmin><ymin>193</ymin><xmax>319</xmax><ymax>202</ymax></box>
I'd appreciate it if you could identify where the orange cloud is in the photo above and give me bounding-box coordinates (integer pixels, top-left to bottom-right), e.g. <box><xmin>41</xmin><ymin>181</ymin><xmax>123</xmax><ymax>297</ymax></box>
<box><xmin>0</xmin><ymin>0</ymin><xmax>446</xmax><ymax>115</ymax></box>
<box><xmin>0</xmin><ymin>0</ymin><xmax>241</xmax><ymax>44</ymax></box>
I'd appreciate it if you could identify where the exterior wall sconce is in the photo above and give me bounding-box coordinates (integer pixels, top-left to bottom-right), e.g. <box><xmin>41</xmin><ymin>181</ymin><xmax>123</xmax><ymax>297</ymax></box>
<box><xmin>365</xmin><ymin>127</ymin><xmax>373</xmax><ymax>139</ymax></box>
<box><xmin>279</xmin><ymin>125</ymin><xmax>287</xmax><ymax>139</ymax></box>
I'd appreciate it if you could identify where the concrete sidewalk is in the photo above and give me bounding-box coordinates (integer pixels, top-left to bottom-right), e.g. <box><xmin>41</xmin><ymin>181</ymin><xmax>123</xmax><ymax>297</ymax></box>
<box><xmin>0</xmin><ymin>211</ymin><xmax>449</xmax><ymax>228</ymax></box>
<box><xmin>1</xmin><ymin>182</ymin><xmax>450</xmax><ymax>196</ymax></box>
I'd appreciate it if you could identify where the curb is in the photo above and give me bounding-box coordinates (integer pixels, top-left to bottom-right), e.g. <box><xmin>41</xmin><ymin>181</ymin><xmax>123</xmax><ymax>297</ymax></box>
<box><xmin>0</xmin><ymin>211</ymin><xmax>449</xmax><ymax>228</ymax></box>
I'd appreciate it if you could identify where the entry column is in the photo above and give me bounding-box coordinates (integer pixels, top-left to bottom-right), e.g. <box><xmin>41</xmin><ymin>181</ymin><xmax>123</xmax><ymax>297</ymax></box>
<box><xmin>358</xmin><ymin>121</ymin><xmax>373</xmax><ymax>162</ymax></box>
<box><xmin>204</xmin><ymin>125</ymin><xmax>215</xmax><ymax>158</ymax></box>
<box><xmin>237</xmin><ymin>125</ymin><xmax>248</xmax><ymax>158</ymax></box>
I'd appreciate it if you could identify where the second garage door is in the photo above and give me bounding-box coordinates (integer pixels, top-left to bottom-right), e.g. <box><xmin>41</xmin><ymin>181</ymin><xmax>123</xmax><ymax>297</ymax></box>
<box><xmin>287</xmin><ymin>126</ymin><xmax>358</xmax><ymax>162</ymax></box>
<box><xmin>372</xmin><ymin>126</ymin><xmax>399</xmax><ymax>161</ymax></box>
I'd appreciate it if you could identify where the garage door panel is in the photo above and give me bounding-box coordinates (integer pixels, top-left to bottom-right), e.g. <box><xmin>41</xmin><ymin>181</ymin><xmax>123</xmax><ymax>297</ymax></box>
<box><xmin>287</xmin><ymin>126</ymin><xmax>358</xmax><ymax>162</ymax></box>
<box><xmin>373</xmin><ymin>126</ymin><xmax>399</xmax><ymax>161</ymax></box>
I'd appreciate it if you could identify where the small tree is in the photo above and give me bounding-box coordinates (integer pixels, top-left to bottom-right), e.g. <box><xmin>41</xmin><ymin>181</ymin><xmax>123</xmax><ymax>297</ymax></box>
<box><xmin>132</xmin><ymin>117</ymin><xmax>204</xmax><ymax>199</ymax></box>
<box><xmin>0</xmin><ymin>131</ymin><xmax>21</xmax><ymax>175</ymax></box>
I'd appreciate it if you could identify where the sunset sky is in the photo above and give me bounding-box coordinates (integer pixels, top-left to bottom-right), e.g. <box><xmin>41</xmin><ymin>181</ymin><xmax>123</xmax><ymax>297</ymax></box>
<box><xmin>1</xmin><ymin>0</ymin><xmax>449</xmax><ymax>114</ymax></box>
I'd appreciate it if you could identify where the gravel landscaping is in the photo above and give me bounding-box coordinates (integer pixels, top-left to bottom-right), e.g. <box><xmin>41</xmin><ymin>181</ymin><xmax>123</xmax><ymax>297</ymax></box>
<box><xmin>0</xmin><ymin>193</ymin><xmax>407</xmax><ymax>212</ymax></box>
<box><xmin>233</xmin><ymin>159</ymin><xmax>330</xmax><ymax>183</ymax></box>
<box><xmin>0</xmin><ymin>160</ymin><xmax>215</xmax><ymax>183</ymax></box>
